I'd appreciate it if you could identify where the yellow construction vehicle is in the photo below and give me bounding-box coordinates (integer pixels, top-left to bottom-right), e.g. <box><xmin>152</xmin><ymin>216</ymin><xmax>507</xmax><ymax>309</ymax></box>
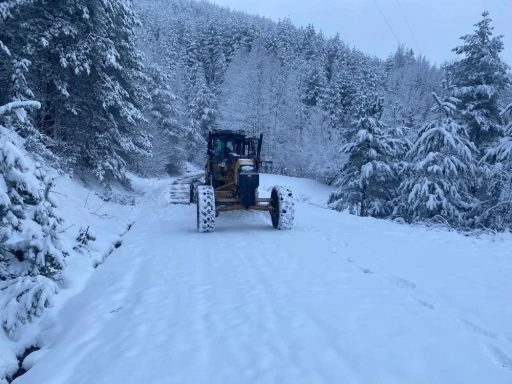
<box><xmin>190</xmin><ymin>129</ymin><xmax>294</xmax><ymax>232</ymax></box>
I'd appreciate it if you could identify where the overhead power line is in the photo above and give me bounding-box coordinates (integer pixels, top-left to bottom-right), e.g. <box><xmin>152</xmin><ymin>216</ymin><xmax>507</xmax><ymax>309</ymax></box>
<box><xmin>395</xmin><ymin>0</ymin><xmax>421</xmax><ymax>53</ymax></box>
<box><xmin>371</xmin><ymin>0</ymin><xmax>401</xmax><ymax>45</ymax></box>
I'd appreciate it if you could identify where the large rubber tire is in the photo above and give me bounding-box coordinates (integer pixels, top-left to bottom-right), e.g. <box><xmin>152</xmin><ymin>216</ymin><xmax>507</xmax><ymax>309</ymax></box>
<box><xmin>269</xmin><ymin>186</ymin><xmax>294</xmax><ymax>230</ymax></box>
<box><xmin>196</xmin><ymin>185</ymin><xmax>216</xmax><ymax>232</ymax></box>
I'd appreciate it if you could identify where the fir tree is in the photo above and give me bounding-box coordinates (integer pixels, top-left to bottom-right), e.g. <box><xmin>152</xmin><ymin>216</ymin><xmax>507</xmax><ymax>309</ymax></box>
<box><xmin>396</xmin><ymin>93</ymin><xmax>479</xmax><ymax>225</ymax></box>
<box><xmin>328</xmin><ymin>94</ymin><xmax>410</xmax><ymax>217</ymax></box>
<box><xmin>218</xmin><ymin>41</ymin><xmax>278</xmax><ymax>138</ymax></box>
<box><xmin>131</xmin><ymin>63</ymin><xmax>188</xmax><ymax>176</ymax></box>
<box><xmin>447</xmin><ymin>11</ymin><xmax>511</xmax><ymax>151</ymax></box>
<box><xmin>384</xmin><ymin>45</ymin><xmax>443</xmax><ymax>129</ymax></box>
<box><xmin>475</xmin><ymin>103</ymin><xmax>512</xmax><ymax>230</ymax></box>
<box><xmin>1</xmin><ymin>5</ymin><xmax>72</xmax><ymax>339</ymax></box>
<box><xmin>0</xmin><ymin>104</ymin><xmax>69</xmax><ymax>338</ymax></box>
<box><xmin>188</xmin><ymin>68</ymin><xmax>217</xmax><ymax>137</ymax></box>
<box><xmin>3</xmin><ymin>0</ymin><xmax>152</xmax><ymax>185</ymax></box>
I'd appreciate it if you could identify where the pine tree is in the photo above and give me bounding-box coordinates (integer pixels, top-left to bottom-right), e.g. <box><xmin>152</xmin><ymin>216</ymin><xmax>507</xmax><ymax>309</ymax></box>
<box><xmin>201</xmin><ymin>21</ymin><xmax>228</xmax><ymax>89</ymax></box>
<box><xmin>322</xmin><ymin>59</ymin><xmax>355</xmax><ymax>134</ymax></box>
<box><xmin>188</xmin><ymin>68</ymin><xmax>217</xmax><ymax>137</ymax></box>
<box><xmin>218</xmin><ymin>41</ymin><xmax>278</xmax><ymax>138</ymax></box>
<box><xmin>299</xmin><ymin>24</ymin><xmax>326</xmax><ymax>108</ymax></box>
<box><xmin>328</xmin><ymin>94</ymin><xmax>410</xmax><ymax>217</ymax></box>
<box><xmin>475</xmin><ymin>103</ymin><xmax>512</xmax><ymax>229</ymax></box>
<box><xmin>1</xmin><ymin>5</ymin><xmax>72</xmax><ymax>341</ymax></box>
<box><xmin>145</xmin><ymin>64</ymin><xmax>183</xmax><ymax>136</ymax></box>
<box><xmin>132</xmin><ymin>63</ymin><xmax>187</xmax><ymax>176</ymax></box>
<box><xmin>321</xmin><ymin>35</ymin><xmax>350</xmax><ymax>133</ymax></box>
<box><xmin>447</xmin><ymin>11</ymin><xmax>511</xmax><ymax>152</ymax></box>
<box><xmin>383</xmin><ymin>45</ymin><xmax>443</xmax><ymax>129</ymax></box>
<box><xmin>0</xmin><ymin>104</ymin><xmax>69</xmax><ymax>338</ymax></box>
<box><xmin>303</xmin><ymin>62</ymin><xmax>327</xmax><ymax>108</ymax></box>
<box><xmin>3</xmin><ymin>0</ymin><xmax>152</xmax><ymax>185</ymax></box>
<box><xmin>273</xmin><ymin>17</ymin><xmax>300</xmax><ymax>66</ymax></box>
<box><xmin>396</xmin><ymin>93</ymin><xmax>479</xmax><ymax>225</ymax></box>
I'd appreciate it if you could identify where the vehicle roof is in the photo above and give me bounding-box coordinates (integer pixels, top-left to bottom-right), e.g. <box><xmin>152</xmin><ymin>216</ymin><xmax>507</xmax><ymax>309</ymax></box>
<box><xmin>210</xmin><ymin>129</ymin><xmax>246</xmax><ymax>139</ymax></box>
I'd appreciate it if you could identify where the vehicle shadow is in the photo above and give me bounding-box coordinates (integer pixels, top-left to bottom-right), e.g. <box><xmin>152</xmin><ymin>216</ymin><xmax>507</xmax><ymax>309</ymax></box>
<box><xmin>176</xmin><ymin>210</ymin><xmax>277</xmax><ymax>234</ymax></box>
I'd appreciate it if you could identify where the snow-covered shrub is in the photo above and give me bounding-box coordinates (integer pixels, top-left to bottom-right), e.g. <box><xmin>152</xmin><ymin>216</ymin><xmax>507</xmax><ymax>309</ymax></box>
<box><xmin>1</xmin><ymin>276</ymin><xmax>59</xmax><ymax>338</ymax></box>
<box><xmin>73</xmin><ymin>225</ymin><xmax>96</xmax><ymax>255</ymax></box>
<box><xmin>95</xmin><ymin>190</ymin><xmax>136</xmax><ymax>206</ymax></box>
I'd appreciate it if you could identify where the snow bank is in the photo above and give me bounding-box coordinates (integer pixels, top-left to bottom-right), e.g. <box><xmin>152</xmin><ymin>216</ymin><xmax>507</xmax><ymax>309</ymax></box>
<box><xmin>259</xmin><ymin>173</ymin><xmax>335</xmax><ymax>208</ymax></box>
<box><xmin>0</xmin><ymin>167</ymin><xmax>139</xmax><ymax>382</ymax></box>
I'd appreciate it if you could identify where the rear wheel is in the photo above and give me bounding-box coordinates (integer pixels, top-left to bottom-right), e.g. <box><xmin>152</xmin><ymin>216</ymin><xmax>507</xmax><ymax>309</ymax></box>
<box><xmin>196</xmin><ymin>185</ymin><xmax>216</xmax><ymax>232</ymax></box>
<box><xmin>270</xmin><ymin>186</ymin><xmax>294</xmax><ymax>230</ymax></box>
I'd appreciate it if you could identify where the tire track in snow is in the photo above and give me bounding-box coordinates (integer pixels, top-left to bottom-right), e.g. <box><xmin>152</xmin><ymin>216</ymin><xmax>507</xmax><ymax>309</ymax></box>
<box><xmin>244</xmin><ymin>236</ymin><xmax>362</xmax><ymax>382</ymax></box>
<box><xmin>217</xmin><ymin>239</ymin><xmax>300</xmax><ymax>382</ymax></box>
<box><xmin>162</xmin><ymin>230</ymin><xmax>295</xmax><ymax>382</ymax></box>
<box><xmin>192</xmin><ymin>228</ymin><xmax>350</xmax><ymax>382</ymax></box>
<box><xmin>243</xmin><ymin>248</ymin><xmax>309</xmax><ymax>382</ymax></box>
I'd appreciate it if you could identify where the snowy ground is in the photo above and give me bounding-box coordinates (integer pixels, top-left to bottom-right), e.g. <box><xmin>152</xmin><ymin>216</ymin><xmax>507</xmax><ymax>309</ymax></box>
<box><xmin>11</xmin><ymin>172</ymin><xmax>512</xmax><ymax>383</ymax></box>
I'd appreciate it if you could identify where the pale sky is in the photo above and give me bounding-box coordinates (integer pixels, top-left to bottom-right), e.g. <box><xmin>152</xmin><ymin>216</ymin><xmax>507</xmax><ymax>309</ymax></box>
<box><xmin>210</xmin><ymin>0</ymin><xmax>512</xmax><ymax>67</ymax></box>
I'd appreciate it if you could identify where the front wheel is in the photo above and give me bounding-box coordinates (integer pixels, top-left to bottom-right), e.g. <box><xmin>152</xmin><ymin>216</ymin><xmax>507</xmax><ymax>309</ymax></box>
<box><xmin>196</xmin><ymin>185</ymin><xmax>216</xmax><ymax>232</ymax></box>
<box><xmin>269</xmin><ymin>186</ymin><xmax>294</xmax><ymax>230</ymax></box>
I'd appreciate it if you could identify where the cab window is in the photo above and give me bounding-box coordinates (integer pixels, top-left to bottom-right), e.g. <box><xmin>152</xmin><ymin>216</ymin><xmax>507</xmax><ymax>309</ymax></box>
<box><xmin>214</xmin><ymin>139</ymin><xmax>224</xmax><ymax>162</ymax></box>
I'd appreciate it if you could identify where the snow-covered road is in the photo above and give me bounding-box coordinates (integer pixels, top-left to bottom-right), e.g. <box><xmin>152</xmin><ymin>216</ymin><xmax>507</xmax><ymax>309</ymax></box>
<box><xmin>14</xmin><ymin>174</ymin><xmax>512</xmax><ymax>383</ymax></box>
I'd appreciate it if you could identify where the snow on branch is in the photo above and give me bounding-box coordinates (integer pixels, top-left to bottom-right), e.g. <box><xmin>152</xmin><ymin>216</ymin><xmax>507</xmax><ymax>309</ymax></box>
<box><xmin>0</xmin><ymin>100</ymin><xmax>40</xmax><ymax>116</ymax></box>
<box><xmin>0</xmin><ymin>0</ymin><xmax>35</xmax><ymax>20</ymax></box>
<box><xmin>430</xmin><ymin>92</ymin><xmax>459</xmax><ymax>117</ymax></box>
<box><xmin>500</xmin><ymin>102</ymin><xmax>512</xmax><ymax>117</ymax></box>
<box><xmin>1</xmin><ymin>276</ymin><xmax>59</xmax><ymax>337</ymax></box>
<box><xmin>0</xmin><ymin>39</ymin><xmax>10</xmax><ymax>56</ymax></box>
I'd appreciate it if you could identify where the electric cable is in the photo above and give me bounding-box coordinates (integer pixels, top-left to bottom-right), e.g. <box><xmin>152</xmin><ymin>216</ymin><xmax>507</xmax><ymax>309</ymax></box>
<box><xmin>371</xmin><ymin>0</ymin><xmax>401</xmax><ymax>45</ymax></box>
<box><xmin>395</xmin><ymin>0</ymin><xmax>421</xmax><ymax>53</ymax></box>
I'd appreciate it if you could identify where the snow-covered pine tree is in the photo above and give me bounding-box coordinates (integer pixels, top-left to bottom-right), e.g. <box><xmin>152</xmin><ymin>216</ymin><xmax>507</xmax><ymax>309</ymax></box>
<box><xmin>4</xmin><ymin>0</ymin><xmax>152</xmax><ymax>186</ymax></box>
<box><xmin>0</xmin><ymin>104</ymin><xmax>69</xmax><ymax>339</ymax></box>
<box><xmin>328</xmin><ymin>94</ymin><xmax>410</xmax><ymax>217</ymax></box>
<box><xmin>129</xmin><ymin>63</ymin><xmax>188</xmax><ymax>176</ymax></box>
<box><xmin>447</xmin><ymin>11</ymin><xmax>510</xmax><ymax>152</ymax></box>
<box><xmin>475</xmin><ymin>102</ymin><xmax>512</xmax><ymax>230</ymax></box>
<box><xmin>396</xmin><ymin>92</ymin><xmax>479</xmax><ymax>225</ymax></box>
<box><xmin>188</xmin><ymin>67</ymin><xmax>217</xmax><ymax>136</ymax></box>
<box><xmin>383</xmin><ymin>45</ymin><xmax>443</xmax><ymax>129</ymax></box>
<box><xmin>347</xmin><ymin>51</ymin><xmax>386</xmax><ymax>113</ymax></box>
<box><xmin>300</xmin><ymin>25</ymin><xmax>326</xmax><ymax>108</ymax></box>
<box><xmin>325</xmin><ymin>55</ymin><xmax>386</xmax><ymax>140</ymax></box>
<box><xmin>218</xmin><ymin>40</ymin><xmax>279</xmax><ymax>138</ymax></box>
<box><xmin>1</xmin><ymin>9</ymin><xmax>70</xmax><ymax>340</ymax></box>
<box><xmin>320</xmin><ymin>36</ymin><xmax>353</xmax><ymax>134</ymax></box>
<box><xmin>200</xmin><ymin>21</ymin><xmax>228</xmax><ymax>89</ymax></box>
<box><xmin>271</xmin><ymin>17</ymin><xmax>301</xmax><ymax>67</ymax></box>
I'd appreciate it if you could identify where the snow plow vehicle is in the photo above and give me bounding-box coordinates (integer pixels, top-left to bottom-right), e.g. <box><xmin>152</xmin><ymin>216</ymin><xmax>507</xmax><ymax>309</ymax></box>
<box><xmin>190</xmin><ymin>129</ymin><xmax>294</xmax><ymax>233</ymax></box>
